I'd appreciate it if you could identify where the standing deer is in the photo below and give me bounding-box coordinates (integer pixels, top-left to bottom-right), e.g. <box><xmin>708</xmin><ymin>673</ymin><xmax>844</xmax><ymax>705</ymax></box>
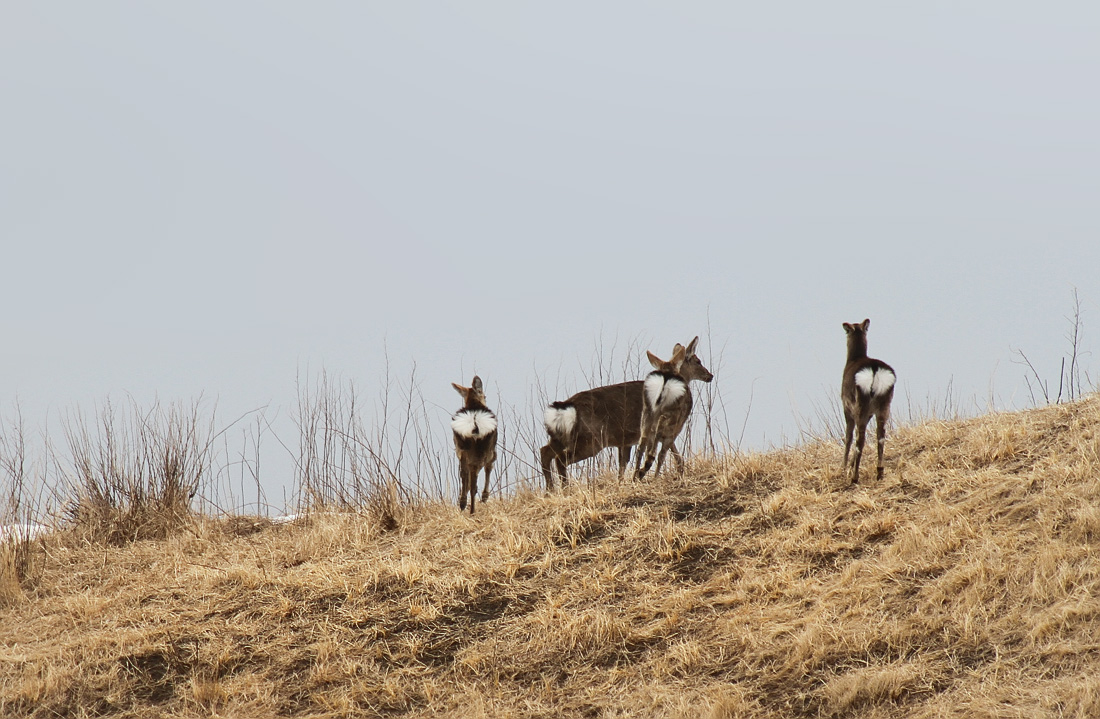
<box><xmin>633</xmin><ymin>336</ymin><xmax>713</xmax><ymax>480</ymax></box>
<box><xmin>841</xmin><ymin>319</ymin><xmax>895</xmax><ymax>484</ymax></box>
<box><xmin>540</xmin><ymin>380</ymin><xmax>644</xmax><ymax>490</ymax></box>
<box><xmin>451</xmin><ymin>376</ymin><xmax>497</xmax><ymax>514</ymax></box>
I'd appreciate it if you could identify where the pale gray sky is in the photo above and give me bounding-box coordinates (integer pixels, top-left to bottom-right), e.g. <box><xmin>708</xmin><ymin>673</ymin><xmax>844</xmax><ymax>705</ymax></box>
<box><xmin>2</xmin><ymin>4</ymin><xmax>1098</xmax><ymax>508</ymax></box>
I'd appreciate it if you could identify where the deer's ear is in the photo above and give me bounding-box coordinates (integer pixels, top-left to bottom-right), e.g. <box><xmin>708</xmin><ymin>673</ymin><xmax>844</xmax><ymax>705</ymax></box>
<box><xmin>471</xmin><ymin>376</ymin><xmax>483</xmax><ymax>393</ymax></box>
<box><xmin>670</xmin><ymin>345</ymin><xmax>687</xmax><ymax>371</ymax></box>
<box><xmin>685</xmin><ymin>336</ymin><xmax>700</xmax><ymax>356</ymax></box>
<box><xmin>452</xmin><ymin>383</ymin><xmax>468</xmax><ymax>397</ymax></box>
<box><xmin>861</xmin><ymin>318</ymin><xmax>870</xmax><ymax>331</ymax></box>
<box><xmin>843</xmin><ymin>322</ymin><xmax>854</xmax><ymax>334</ymax></box>
<box><xmin>647</xmin><ymin>351</ymin><xmax>663</xmax><ymax>370</ymax></box>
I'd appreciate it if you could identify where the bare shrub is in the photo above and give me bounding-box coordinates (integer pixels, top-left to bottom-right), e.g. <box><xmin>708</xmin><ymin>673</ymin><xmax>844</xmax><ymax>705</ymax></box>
<box><xmin>0</xmin><ymin>406</ymin><xmax>49</xmax><ymax>604</ymax></box>
<box><xmin>487</xmin><ymin>397</ymin><xmax>541</xmax><ymax>496</ymax></box>
<box><xmin>1015</xmin><ymin>288</ymin><xmax>1093</xmax><ymax>406</ymax></box>
<box><xmin>691</xmin><ymin>310</ymin><xmax>735</xmax><ymax>457</ymax></box>
<box><xmin>293</xmin><ymin>367</ymin><xmax>447</xmax><ymax>527</ymax></box>
<box><xmin>206</xmin><ymin>407</ymin><xmax>276</xmax><ymax>518</ymax></box>
<box><xmin>59</xmin><ymin>398</ymin><xmax>215</xmax><ymax>544</ymax></box>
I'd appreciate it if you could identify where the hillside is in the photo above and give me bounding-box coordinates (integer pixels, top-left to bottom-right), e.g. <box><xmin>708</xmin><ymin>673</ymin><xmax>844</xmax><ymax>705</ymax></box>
<box><xmin>3</xmin><ymin>397</ymin><xmax>1100</xmax><ymax>718</ymax></box>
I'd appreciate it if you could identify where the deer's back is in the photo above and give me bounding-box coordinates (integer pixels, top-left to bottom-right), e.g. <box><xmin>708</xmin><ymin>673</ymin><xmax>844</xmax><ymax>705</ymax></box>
<box><xmin>556</xmin><ymin>380</ymin><xmax>644</xmax><ymax>458</ymax></box>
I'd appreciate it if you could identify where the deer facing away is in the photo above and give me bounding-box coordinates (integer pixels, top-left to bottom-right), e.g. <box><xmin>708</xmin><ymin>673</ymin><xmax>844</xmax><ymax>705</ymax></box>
<box><xmin>540</xmin><ymin>380</ymin><xmax>644</xmax><ymax>490</ymax></box>
<box><xmin>841</xmin><ymin>319</ymin><xmax>895</xmax><ymax>484</ymax></box>
<box><xmin>451</xmin><ymin>376</ymin><xmax>498</xmax><ymax>514</ymax></box>
<box><xmin>633</xmin><ymin>336</ymin><xmax>713</xmax><ymax>480</ymax></box>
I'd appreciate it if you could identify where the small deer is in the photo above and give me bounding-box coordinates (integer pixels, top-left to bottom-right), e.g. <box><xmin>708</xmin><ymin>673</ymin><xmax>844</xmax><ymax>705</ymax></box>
<box><xmin>633</xmin><ymin>336</ymin><xmax>713</xmax><ymax>480</ymax></box>
<box><xmin>540</xmin><ymin>380</ymin><xmax>644</xmax><ymax>490</ymax></box>
<box><xmin>841</xmin><ymin>319</ymin><xmax>895</xmax><ymax>484</ymax></box>
<box><xmin>451</xmin><ymin>376</ymin><xmax>498</xmax><ymax>514</ymax></box>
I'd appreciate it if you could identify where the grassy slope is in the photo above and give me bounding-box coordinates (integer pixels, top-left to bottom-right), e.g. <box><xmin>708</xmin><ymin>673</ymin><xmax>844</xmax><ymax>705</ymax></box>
<box><xmin>3</xmin><ymin>397</ymin><xmax>1100</xmax><ymax>718</ymax></box>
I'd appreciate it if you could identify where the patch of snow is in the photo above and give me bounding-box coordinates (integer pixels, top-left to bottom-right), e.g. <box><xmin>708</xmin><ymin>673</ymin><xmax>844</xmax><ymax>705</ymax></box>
<box><xmin>0</xmin><ymin>523</ymin><xmax>51</xmax><ymax>543</ymax></box>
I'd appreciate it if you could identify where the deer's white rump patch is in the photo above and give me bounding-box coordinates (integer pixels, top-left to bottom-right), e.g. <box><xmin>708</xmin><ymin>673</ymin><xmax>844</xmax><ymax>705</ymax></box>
<box><xmin>452</xmin><ymin>409</ymin><xmax>497</xmax><ymax>439</ymax></box>
<box><xmin>644</xmin><ymin>373</ymin><xmax>687</xmax><ymax>411</ymax></box>
<box><xmin>543</xmin><ymin>405</ymin><xmax>577</xmax><ymax>438</ymax></box>
<box><xmin>855</xmin><ymin>367</ymin><xmax>895</xmax><ymax>397</ymax></box>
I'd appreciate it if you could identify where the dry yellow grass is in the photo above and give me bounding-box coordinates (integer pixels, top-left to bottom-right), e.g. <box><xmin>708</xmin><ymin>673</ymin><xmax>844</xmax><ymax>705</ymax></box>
<box><xmin>3</xmin><ymin>396</ymin><xmax>1100</xmax><ymax>718</ymax></box>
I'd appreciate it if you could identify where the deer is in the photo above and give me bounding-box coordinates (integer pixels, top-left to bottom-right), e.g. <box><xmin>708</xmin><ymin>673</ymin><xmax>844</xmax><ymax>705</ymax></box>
<box><xmin>633</xmin><ymin>336</ymin><xmax>713</xmax><ymax>480</ymax></box>
<box><xmin>540</xmin><ymin>379</ymin><xmax>644</xmax><ymax>490</ymax></box>
<box><xmin>841</xmin><ymin>319</ymin><xmax>896</xmax><ymax>484</ymax></box>
<box><xmin>451</xmin><ymin>376</ymin><xmax>498</xmax><ymax>514</ymax></box>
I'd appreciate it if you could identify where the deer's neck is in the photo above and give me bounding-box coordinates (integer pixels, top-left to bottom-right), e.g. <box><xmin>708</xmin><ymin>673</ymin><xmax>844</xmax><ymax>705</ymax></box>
<box><xmin>846</xmin><ymin>337</ymin><xmax>868</xmax><ymax>364</ymax></box>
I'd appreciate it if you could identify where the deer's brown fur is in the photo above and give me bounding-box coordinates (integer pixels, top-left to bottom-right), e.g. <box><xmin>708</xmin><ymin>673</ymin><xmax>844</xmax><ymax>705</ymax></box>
<box><xmin>633</xmin><ymin>336</ymin><xmax>713</xmax><ymax>480</ymax></box>
<box><xmin>451</xmin><ymin>376</ymin><xmax>498</xmax><ymax>513</ymax></box>
<box><xmin>540</xmin><ymin>381</ymin><xmax>644</xmax><ymax>490</ymax></box>
<box><xmin>841</xmin><ymin>319</ymin><xmax>895</xmax><ymax>484</ymax></box>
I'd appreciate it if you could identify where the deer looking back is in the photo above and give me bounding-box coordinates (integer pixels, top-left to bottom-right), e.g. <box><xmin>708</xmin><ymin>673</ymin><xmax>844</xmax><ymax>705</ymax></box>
<box><xmin>451</xmin><ymin>376</ymin><xmax>497</xmax><ymax>514</ymax></box>
<box><xmin>841</xmin><ymin>319</ymin><xmax>895</xmax><ymax>484</ymax></box>
<box><xmin>633</xmin><ymin>336</ymin><xmax>713</xmax><ymax>480</ymax></box>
